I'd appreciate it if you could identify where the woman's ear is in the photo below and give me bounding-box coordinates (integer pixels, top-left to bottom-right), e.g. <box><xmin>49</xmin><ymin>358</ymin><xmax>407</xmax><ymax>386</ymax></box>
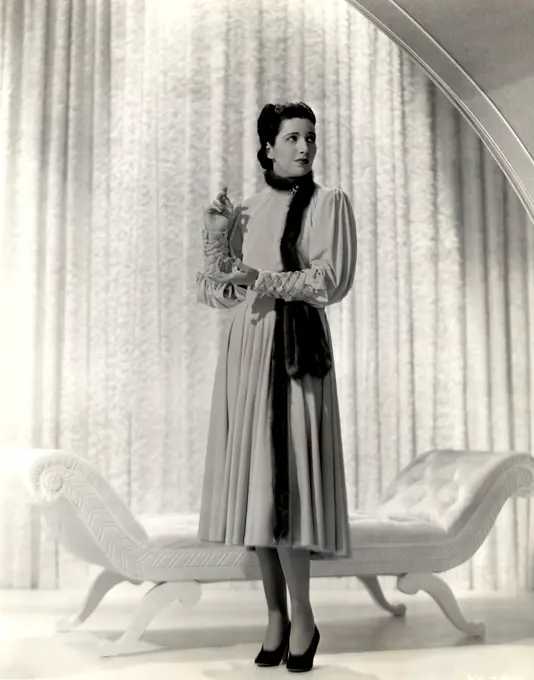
<box><xmin>266</xmin><ymin>143</ymin><xmax>274</xmax><ymax>160</ymax></box>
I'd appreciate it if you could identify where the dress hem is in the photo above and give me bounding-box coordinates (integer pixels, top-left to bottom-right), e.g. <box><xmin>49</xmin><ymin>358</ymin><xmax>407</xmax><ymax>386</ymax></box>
<box><xmin>197</xmin><ymin>535</ymin><xmax>350</xmax><ymax>559</ymax></box>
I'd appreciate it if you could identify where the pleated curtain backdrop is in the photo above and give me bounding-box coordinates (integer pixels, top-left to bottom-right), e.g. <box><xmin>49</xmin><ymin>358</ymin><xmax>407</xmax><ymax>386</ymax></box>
<box><xmin>1</xmin><ymin>0</ymin><xmax>533</xmax><ymax>590</ymax></box>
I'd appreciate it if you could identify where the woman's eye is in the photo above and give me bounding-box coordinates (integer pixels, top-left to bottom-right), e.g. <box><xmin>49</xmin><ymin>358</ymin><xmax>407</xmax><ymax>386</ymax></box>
<box><xmin>286</xmin><ymin>135</ymin><xmax>315</xmax><ymax>143</ymax></box>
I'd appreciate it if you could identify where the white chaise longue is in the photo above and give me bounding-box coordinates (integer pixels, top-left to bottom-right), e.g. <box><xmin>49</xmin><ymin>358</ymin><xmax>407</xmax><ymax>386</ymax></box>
<box><xmin>18</xmin><ymin>448</ymin><xmax>534</xmax><ymax>657</ymax></box>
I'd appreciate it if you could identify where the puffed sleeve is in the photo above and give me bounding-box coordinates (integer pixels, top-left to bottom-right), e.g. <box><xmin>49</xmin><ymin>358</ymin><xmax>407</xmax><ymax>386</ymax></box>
<box><xmin>196</xmin><ymin>206</ymin><xmax>247</xmax><ymax>309</ymax></box>
<box><xmin>252</xmin><ymin>188</ymin><xmax>357</xmax><ymax>307</ymax></box>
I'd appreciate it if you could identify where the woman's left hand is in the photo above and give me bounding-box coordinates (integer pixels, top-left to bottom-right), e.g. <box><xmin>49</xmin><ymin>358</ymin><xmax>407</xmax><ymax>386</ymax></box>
<box><xmin>211</xmin><ymin>261</ymin><xmax>259</xmax><ymax>287</ymax></box>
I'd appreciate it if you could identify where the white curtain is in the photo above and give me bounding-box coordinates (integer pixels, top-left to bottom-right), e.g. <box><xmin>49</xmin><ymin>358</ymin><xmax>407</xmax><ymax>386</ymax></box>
<box><xmin>1</xmin><ymin>0</ymin><xmax>533</xmax><ymax>590</ymax></box>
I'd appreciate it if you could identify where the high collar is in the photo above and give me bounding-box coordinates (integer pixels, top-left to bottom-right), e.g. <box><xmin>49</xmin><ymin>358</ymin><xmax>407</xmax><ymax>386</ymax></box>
<box><xmin>264</xmin><ymin>169</ymin><xmax>314</xmax><ymax>194</ymax></box>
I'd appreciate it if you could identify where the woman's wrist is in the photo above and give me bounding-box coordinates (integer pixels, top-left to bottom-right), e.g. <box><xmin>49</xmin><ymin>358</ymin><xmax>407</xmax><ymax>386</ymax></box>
<box><xmin>203</xmin><ymin>226</ymin><xmax>230</xmax><ymax>235</ymax></box>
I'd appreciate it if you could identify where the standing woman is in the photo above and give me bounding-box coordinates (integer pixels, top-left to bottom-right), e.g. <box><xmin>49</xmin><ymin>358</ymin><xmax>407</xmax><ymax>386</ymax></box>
<box><xmin>196</xmin><ymin>102</ymin><xmax>357</xmax><ymax>673</ymax></box>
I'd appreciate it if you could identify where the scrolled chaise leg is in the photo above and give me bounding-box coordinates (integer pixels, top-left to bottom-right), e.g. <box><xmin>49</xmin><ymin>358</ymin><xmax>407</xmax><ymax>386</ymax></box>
<box><xmin>56</xmin><ymin>569</ymin><xmax>137</xmax><ymax>632</ymax></box>
<box><xmin>99</xmin><ymin>580</ymin><xmax>202</xmax><ymax>657</ymax></box>
<box><xmin>357</xmin><ymin>575</ymin><xmax>407</xmax><ymax>617</ymax></box>
<box><xmin>397</xmin><ymin>572</ymin><xmax>485</xmax><ymax>637</ymax></box>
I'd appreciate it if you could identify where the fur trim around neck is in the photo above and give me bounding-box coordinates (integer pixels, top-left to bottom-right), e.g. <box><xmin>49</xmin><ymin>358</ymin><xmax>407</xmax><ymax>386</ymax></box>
<box><xmin>264</xmin><ymin>168</ymin><xmax>314</xmax><ymax>193</ymax></box>
<box><xmin>265</xmin><ymin>165</ymin><xmax>332</xmax><ymax>542</ymax></box>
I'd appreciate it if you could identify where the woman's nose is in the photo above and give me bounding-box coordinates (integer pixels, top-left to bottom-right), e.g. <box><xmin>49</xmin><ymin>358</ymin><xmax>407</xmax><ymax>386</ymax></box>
<box><xmin>297</xmin><ymin>139</ymin><xmax>309</xmax><ymax>154</ymax></box>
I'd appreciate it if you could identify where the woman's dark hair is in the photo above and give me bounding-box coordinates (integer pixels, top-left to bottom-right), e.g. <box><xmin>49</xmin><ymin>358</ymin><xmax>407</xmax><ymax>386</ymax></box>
<box><xmin>257</xmin><ymin>102</ymin><xmax>316</xmax><ymax>170</ymax></box>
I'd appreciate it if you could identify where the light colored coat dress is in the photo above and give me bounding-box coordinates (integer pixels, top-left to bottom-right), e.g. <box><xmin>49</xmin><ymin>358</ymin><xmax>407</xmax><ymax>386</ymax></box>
<box><xmin>196</xmin><ymin>183</ymin><xmax>357</xmax><ymax>557</ymax></box>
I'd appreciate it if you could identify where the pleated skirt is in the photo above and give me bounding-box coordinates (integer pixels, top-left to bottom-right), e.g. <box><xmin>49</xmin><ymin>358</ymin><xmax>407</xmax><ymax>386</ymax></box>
<box><xmin>197</xmin><ymin>288</ymin><xmax>351</xmax><ymax>558</ymax></box>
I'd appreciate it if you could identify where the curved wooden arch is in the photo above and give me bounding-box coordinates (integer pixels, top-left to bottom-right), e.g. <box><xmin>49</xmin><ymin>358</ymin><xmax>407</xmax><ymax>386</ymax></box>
<box><xmin>345</xmin><ymin>0</ymin><xmax>534</xmax><ymax>223</ymax></box>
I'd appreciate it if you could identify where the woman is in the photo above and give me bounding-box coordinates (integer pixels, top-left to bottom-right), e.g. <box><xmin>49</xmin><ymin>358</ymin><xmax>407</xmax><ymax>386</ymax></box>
<box><xmin>196</xmin><ymin>102</ymin><xmax>357</xmax><ymax>672</ymax></box>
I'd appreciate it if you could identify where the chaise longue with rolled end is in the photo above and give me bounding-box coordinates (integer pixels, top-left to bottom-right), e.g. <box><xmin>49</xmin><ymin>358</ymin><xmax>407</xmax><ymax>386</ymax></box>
<box><xmin>15</xmin><ymin>447</ymin><xmax>534</xmax><ymax>657</ymax></box>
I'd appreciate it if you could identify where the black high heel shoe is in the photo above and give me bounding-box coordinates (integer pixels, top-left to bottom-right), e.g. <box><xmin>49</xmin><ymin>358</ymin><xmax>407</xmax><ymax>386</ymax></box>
<box><xmin>286</xmin><ymin>626</ymin><xmax>320</xmax><ymax>673</ymax></box>
<box><xmin>254</xmin><ymin>622</ymin><xmax>291</xmax><ymax>667</ymax></box>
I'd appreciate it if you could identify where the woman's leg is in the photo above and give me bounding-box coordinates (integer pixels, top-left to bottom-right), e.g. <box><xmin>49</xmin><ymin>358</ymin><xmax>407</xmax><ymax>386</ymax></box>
<box><xmin>277</xmin><ymin>547</ymin><xmax>316</xmax><ymax>654</ymax></box>
<box><xmin>255</xmin><ymin>547</ymin><xmax>290</xmax><ymax>650</ymax></box>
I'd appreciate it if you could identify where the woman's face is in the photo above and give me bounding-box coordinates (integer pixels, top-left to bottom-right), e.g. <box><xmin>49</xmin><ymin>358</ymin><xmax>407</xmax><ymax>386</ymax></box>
<box><xmin>266</xmin><ymin>117</ymin><xmax>317</xmax><ymax>178</ymax></box>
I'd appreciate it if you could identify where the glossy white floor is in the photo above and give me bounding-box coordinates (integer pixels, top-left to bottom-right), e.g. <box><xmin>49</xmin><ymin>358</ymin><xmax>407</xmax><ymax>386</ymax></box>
<box><xmin>0</xmin><ymin>581</ymin><xmax>533</xmax><ymax>680</ymax></box>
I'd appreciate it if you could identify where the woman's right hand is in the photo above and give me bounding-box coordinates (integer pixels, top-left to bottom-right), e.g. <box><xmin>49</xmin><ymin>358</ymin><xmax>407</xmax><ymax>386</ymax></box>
<box><xmin>203</xmin><ymin>186</ymin><xmax>235</xmax><ymax>231</ymax></box>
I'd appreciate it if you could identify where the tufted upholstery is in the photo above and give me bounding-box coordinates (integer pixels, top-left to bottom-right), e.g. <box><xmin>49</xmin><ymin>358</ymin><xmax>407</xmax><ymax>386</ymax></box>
<box><xmin>374</xmin><ymin>449</ymin><xmax>532</xmax><ymax>533</ymax></box>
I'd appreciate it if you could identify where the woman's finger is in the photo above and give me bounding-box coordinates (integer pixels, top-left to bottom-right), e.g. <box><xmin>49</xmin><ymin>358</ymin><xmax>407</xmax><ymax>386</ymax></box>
<box><xmin>218</xmin><ymin>197</ymin><xmax>229</xmax><ymax>210</ymax></box>
<box><xmin>212</xmin><ymin>200</ymin><xmax>230</xmax><ymax>216</ymax></box>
